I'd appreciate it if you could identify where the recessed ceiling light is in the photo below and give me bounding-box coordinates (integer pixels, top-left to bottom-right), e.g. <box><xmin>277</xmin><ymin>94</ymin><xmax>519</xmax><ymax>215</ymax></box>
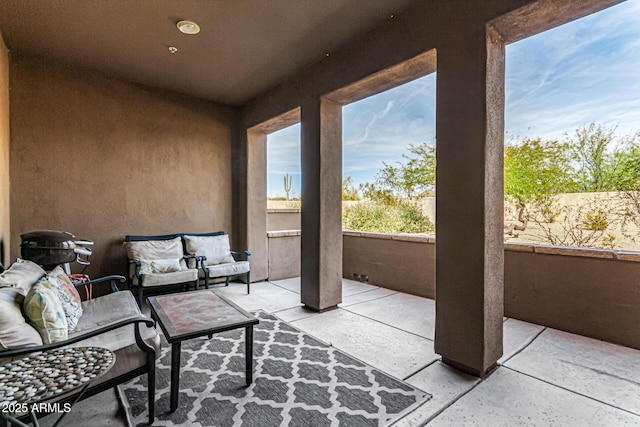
<box><xmin>177</xmin><ymin>20</ymin><xmax>200</xmax><ymax>35</ymax></box>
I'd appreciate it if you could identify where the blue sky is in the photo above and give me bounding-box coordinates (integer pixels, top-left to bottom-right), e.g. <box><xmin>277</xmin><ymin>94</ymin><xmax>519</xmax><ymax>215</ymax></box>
<box><xmin>267</xmin><ymin>0</ymin><xmax>640</xmax><ymax>198</ymax></box>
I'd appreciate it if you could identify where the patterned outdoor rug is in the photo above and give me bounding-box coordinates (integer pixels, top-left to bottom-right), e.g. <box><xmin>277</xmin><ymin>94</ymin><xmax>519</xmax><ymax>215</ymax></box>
<box><xmin>118</xmin><ymin>311</ymin><xmax>431</xmax><ymax>426</ymax></box>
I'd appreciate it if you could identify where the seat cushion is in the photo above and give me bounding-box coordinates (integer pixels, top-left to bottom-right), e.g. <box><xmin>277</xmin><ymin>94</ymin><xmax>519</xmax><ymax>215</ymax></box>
<box><xmin>70</xmin><ymin>291</ymin><xmax>159</xmax><ymax>353</ymax></box>
<box><xmin>0</xmin><ymin>287</ymin><xmax>43</xmax><ymax>350</ymax></box>
<box><xmin>133</xmin><ymin>268</ymin><xmax>198</xmax><ymax>287</ymax></box>
<box><xmin>0</xmin><ymin>259</ymin><xmax>46</xmax><ymax>295</ymax></box>
<box><xmin>183</xmin><ymin>234</ymin><xmax>235</xmax><ymax>266</ymax></box>
<box><xmin>205</xmin><ymin>261</ymin><xmax>250</xmax><ymax>278</ymax></box>
<box><xmin>66</xmin><ymin>291</ymin><xmax>161</xmax><ymax>391</ymax></box>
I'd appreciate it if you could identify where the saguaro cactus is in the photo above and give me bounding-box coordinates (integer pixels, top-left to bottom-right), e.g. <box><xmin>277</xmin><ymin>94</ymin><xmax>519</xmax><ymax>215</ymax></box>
<box><xmin>283</xmin><ymin>173</ymin><xmax>292</xmax><ymax>200</ymax></box>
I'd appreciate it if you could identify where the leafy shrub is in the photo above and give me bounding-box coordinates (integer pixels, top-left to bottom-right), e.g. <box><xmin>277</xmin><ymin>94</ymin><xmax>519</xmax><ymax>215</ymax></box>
<box><xmin>342</xmin><ymin>201</ymin><xmax>433</xmax><ymax>234</ymax></box>
<box><xmin>583</xmin><ymin>209</ymin><xmax>609</xmax><ymax>231</ymax></box>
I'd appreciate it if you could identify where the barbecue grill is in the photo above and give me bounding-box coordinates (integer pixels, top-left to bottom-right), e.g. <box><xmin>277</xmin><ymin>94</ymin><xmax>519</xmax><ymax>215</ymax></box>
<box><xmin>21</xmin><ymin>230</ymin><xmax>93</xmax><ymax>273</ymax></box>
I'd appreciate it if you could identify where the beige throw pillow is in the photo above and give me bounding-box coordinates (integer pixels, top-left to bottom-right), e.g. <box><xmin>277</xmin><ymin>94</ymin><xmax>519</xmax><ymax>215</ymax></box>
<box><xmin>124</xmin><ymin>237</ymin><xmax>184</xmax><ymax>261</ymax></box>
<box><xmin>0</xmin><ymin>287</ymin><xmax>43</xmax><ymax>350</ymax></box>
<box><xmin>183</xmin><ymin>234</ymin><xmax>235</xmax><ymax>266</ymax></box>
<box><xmin>0</xmin><ymin>259</ymin><xmax>46</xmax><ymax>295</ymax></box>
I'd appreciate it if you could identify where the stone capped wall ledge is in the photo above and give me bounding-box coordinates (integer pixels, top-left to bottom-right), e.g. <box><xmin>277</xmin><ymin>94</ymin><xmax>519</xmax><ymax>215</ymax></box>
<box><xmin>267</xmin><ymin>209</ymin><xmax>300</xmax><ymax>213</ymax></box>
<box><xmin>533</xmin><ymin>245</ymin><xmax>615</xmax><ymax>259</ymax></box>
<box><xmin>503</xmin><ymin>242</ymin><xmax>535</xmax><ymax>253</ymax></box>
<box><xmin>342</xmin><ymin>231</ymin><xmax>640</xmax><ymax>261</ymax></box>
<box><xmin>390</xmin><ymin>233</ymin><xmax>435</xmax><ymax>244</ymax></box>
<box><xmin>267</xmin><ymin>230</ymin><xmax>301</xmax><ymax>238</ymax></box>
<box><xmin>615</xmin><ymin>251</ymin><xmax>640</xmax><ymax>262</ymax></box>
<box><xmin>351</xmin><ymin>231</ymin><xmax>393</xmax><ymax>240</ymax></box>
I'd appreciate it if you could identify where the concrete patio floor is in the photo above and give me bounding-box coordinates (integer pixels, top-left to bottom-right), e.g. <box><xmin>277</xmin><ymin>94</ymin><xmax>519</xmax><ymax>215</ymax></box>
<box><xmin>42</xmin><ymin>278</ymin><xmax>640</xmax><ymax>426</ymax></box>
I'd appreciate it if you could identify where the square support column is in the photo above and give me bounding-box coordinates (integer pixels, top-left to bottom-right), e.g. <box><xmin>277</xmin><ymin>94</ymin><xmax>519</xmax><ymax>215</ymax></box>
<box><xmin>434</xmin><ymin>28</ymin><xmax>505</xmax><ymax>377</ymax></box>
<box><xmin>243</xmin><ymin>129</ymin><xmax>268</xmax><ymax>282</ymax></box>
<box><xmin>300</xmin><ymin>98</ymin><xmax>343</xmax><ymax>311</ymax></box>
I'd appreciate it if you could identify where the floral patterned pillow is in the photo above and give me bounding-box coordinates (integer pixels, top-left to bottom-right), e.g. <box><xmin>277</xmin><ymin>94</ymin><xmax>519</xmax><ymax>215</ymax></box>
<box><xmin>23</xmin><ymin>277</ymin><xmax>69</xmax><ymax>344</ymax></box>
<box><xmin>47</xmin><ymin>266</ymin><xmax>83</xmax><ymax>331</ymax></box>
<box><xmin>139</xmin><ymin>259</ymin><xmax>183</xmax><ymax>275</ymax></box>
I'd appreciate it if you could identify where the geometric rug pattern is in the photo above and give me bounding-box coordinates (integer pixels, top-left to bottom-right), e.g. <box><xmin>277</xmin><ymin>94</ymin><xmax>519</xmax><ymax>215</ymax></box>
<box><xmin>118</xmin><ymin>311</ymin><xmax>431</xmax><ymax>426</ymax></box>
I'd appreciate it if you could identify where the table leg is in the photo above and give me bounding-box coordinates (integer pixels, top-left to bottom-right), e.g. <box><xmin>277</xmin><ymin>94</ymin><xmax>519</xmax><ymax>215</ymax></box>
<box><xmin>1</xmin><ymin>414</ymin><xmax>29</xmax><ymax>427</ymax></box>
<box><xmin>245</xmin><ymin>325</ymin><xmax>253</xmax><ymax>386</ymax></box>
<box><xmin>171</xmin><ymin>342</ymin><xmax>181</xmax><ymax>412</ymax></box>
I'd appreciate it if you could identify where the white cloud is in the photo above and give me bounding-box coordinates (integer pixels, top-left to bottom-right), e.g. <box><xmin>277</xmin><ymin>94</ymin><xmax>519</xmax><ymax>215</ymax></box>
<box><xmin>345</xmin><ymin>100</ymin><xmax>396</xmax><ymax>147</ymax></box>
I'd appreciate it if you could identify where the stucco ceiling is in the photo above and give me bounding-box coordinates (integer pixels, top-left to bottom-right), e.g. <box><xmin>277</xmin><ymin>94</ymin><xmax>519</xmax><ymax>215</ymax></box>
<box><xmin>0</xmin><ymin>0</ymin><xmax>417</xmax><ymax>105</ymax></box>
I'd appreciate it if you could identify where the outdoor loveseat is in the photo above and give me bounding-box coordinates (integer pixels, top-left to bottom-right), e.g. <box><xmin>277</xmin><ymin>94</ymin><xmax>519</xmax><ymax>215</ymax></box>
<box><xmin>124</xmin><ymin>231</ymin><xmax>251</xmax><ymax>304</ymax></box>
<box><xmin>0</xmin><ymin>259</ymin><xmax>158</xmax><ymax>425</ymax></box>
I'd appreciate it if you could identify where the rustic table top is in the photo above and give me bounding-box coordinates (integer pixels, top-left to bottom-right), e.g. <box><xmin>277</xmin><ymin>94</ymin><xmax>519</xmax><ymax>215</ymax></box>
<box><xmin>148</xmin><ymin>289</ymin><xmax>258</xmax><ymax>342</ymax></box>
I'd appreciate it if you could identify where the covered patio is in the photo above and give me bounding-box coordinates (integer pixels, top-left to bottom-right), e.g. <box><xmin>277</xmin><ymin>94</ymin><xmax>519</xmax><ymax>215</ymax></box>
<box><xmin>43</xmin><ymin>279</ymin><xmax>640</xmax><ymax>425</ymax></box>
<box><xmin>1</xmin><ymin>0</ymin><xmax>639</xmax><ymax>425</ymax></box>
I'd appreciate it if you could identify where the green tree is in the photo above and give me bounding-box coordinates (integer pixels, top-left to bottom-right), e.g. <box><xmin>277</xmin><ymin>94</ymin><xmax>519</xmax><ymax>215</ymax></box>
<box><xmin>504</xmin><ymin>138</ymin><xmax>574</xmax><ymax>234</ymax></box>
<box><xmin>569</xmin><ymin>123</ymin><xmax>620</xmax><ymax>192</ymax></box>
<box><xmin>612</xmin><ymin>142</ymin><xmax>640</xmax><ymax>192</ymax></box>
<box><xmin>345</xmin><ymin>143</ymin><xmax>434</xmax><ymax>234</ymax></box>
<box><xmin>611</xmin><ymin>141</ymin><xmax>640</xmax><ymax>239</ymax></box>
<box><xmin>342</xmin><ymin>176</ymin><xmax>360</xmax><ymax>201</ymax></box>
<box><xmin>504</xmin><ymin>138</ymin><xmax>574</xmax><ymax>202</ymax></box>
<box><xmin>361</xmin><ymin>143</ymin><xmax>436</xmax><ymax>200</ymax></box>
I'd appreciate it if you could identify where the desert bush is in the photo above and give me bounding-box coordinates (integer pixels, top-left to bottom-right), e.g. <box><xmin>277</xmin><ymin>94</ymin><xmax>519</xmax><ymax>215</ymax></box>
<box><xmin>583</xmin><ymin>209</ymin><xmax>609</xmax><ymax>231</ymax></box>
<box><xmin>342</xmin><ymin>201</ymin><xmax>433</xmax><ymax>234</ymax></box>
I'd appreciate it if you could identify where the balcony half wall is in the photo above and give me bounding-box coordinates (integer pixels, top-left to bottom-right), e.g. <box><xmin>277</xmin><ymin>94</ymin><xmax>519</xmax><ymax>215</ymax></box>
<box><xmin>267</xmin><ymin>229</ymin><xmax>640</xmax><ymax>351</ymax></box>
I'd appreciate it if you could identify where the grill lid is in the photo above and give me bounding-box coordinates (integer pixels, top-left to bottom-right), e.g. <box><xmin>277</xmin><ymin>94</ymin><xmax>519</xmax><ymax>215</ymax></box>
<box><xmin>20</xmin><ymin>230</ymin><xmax>93</xmax><ymax>269</ymax></box>
<box><xmin>21</xmin><ymin>230</ymin><xmax>80</xmax><ymax>250</ymax></box>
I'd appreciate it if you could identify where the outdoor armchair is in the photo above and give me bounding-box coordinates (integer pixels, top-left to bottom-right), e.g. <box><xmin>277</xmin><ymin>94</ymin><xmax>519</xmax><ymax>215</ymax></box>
<box><xmin>124</xmin><ymin>234</ymin><xmax>200</xmax><ymax>305</ymax></box>
<box><xmin>182</xmin><ymin>232</ymin><xmax>252</xmax><ymax>294</ymax></box>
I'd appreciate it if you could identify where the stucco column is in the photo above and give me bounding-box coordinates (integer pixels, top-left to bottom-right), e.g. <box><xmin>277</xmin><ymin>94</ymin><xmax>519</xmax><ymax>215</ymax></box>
<box><xmin>300</xmin><ymin>98</ymin><xmax>343</xmax><ymax>311</ymax></box>
<box><xmin>243</xmin><ymin>129</ymin><xmax>268</xmax><ymax>282</ymax></box>
<box><xmin>434</xmin><ymin>28</ymin><xmax>505</xmax><ymax>377</ymax></box>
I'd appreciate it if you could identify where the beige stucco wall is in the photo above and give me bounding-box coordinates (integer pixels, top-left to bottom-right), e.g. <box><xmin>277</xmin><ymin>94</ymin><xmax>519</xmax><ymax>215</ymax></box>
<box><xmin>0</xmin><ymin>34</ymin><xmax>8</xmax><ymax>267</ymax></box>
<box><xmin>267</xmin><ymin>210</ymin><xmax>301</xmax><ymax>232</ymax></box>
<box><xmin>9</xmin><ymin>56</ymin><xmax>235</xmax><ymax>278</ymax></box>
<box><xmin>267</xmin><ymin>230</ymin><xmax>301</xmax><ymax>280</ymax></box>
<box><xmin>268</xmin><ymin>230</ymin><xmax>640</xmax><ymax>350</ymax></box>
<box><xmin>342</xmin><ymin>233</ymin><xmax>640</xmax><ymax>350</ymax></box>
<box><xmin>343</xmin><ymin>232</ymin><xmax>436</xmax><ymax>298</ymax></box>
<box><xmin>503</xmin><ymin>246</ymin><xmax>640</xmax><ymax>352</ymax></box>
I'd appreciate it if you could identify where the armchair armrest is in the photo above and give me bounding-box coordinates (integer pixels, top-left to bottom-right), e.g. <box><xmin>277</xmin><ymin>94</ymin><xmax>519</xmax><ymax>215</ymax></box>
<box><xmin>198</xmin><ymin>255</ymin><xmax>208</xmax><ymax>270</ymax></box>
<box><xmin>74</xmin><ymin>275</ymin><xmax>126</xmax><ymax>294</ymax></box>
<box><xmin>183</xmin><ymin>254</ymin><xmax>203</xmax><ymax>269</ymax></box>
<box><xmin>0</xmin><ymin>316</ymin><xmax>155</xmax><ymax>359</ymax></box>
<box><xmin>128</xmin><ymin>258</ymin><xmax>142</xmax><ymax>283</ymax></box>
<box><xmin>231</xmin><ymin>250</ymin><xmax>251</xmax><ymax>261</ymax></box>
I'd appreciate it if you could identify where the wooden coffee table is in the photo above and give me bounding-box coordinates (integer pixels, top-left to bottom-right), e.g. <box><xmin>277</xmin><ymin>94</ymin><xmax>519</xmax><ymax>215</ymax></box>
<box><xmin>147</xmin><ymin>290</ymin><xmax>259</xmax><ymax>412</ymax></box>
